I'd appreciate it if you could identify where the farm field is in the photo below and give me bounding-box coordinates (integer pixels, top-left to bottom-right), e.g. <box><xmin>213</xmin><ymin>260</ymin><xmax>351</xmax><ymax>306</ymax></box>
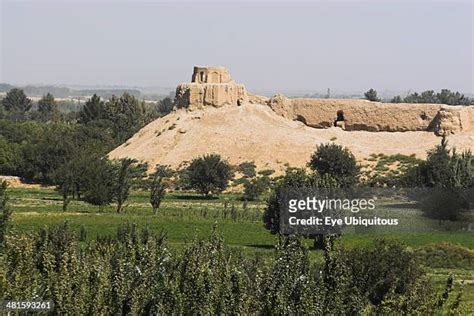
<box><xmin>5</xmin><ymin>186</ymin><xmax>474</xmax><ymax>310</ymax></box>
<box><xmin>8</xmin><ymin>186</ymin><xmax>474</xmax><ymax>249</ymax></box>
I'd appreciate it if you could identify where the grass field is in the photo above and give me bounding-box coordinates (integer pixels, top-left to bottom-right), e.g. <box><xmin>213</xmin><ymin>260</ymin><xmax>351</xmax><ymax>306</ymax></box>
<box><xmin>4</xmin><ymin>186</ymin><xmax>474</xmax><ymax>309</ymax></box>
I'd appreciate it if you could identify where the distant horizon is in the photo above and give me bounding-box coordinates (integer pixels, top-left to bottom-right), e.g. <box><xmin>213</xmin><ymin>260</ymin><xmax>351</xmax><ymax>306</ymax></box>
<box><xmin>1</xmin><ymin>0</ymin><xmax>473</xmax><ymax>93</ymax></box>
<box><xmin>2</xmin><ymin>80</ymin><xmax>474</xmax><ymax>99</ymax></box>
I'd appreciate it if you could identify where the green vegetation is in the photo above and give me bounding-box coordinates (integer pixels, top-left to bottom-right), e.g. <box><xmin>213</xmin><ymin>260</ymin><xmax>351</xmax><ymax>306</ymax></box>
<box><xmin>185</xmin><ymin>154</ymin><xmax>233</xmax><ymax>197</ymax></box>
<box><xmin>364</xmin><ymin>88</ymin><xmax>380</xmax><ymax>102</ymax></box>
<box><xmin>1</xmin><ymin>87</ymin><xmax>473</xmax><ymax>312</ymax></box>
<box><xmin>1</xmin><ymin>223</ymin><xmax>468</xmax><ymax>314</ymax></box>
<box><xmin>1</xmin><ymin>186</ymin><xmax>473</xmax><ymax>311</ymax></box>
<box><xmin>404</xmin><ymin>137</ymin><xmax>473</xmax><ymax>221</ymax></box>
<box><xmin>143</xmin><ymin>165</ymin><xmax>174</xmax><ymax>214</ymax></box>
<box><xmin>416</xmin><ymin>242</ymin><xmax>474</xmax><ymax>269</ymax></box>
<box><xmin>308</xmin><ymin>143</ymin><xmax>359</xmax><ymax>187</ymax></box>
<box><xmin>113</xmin><ymin>158</ymin><xmax>147</xmax><ymax>213</ymax></box>
<box><xmin>263</xmin><ymin>167</ymin><xmax>337</xmax><ymax>241</ymax></box>
<box><xmin>0</xmin><ymin>181</ymin><xmax>11</xmax><ymax>247</ymax></box>
<box><xmin>36</xmin><ymin>93</ymin><xmax>59</xmax><ymax>122</ymax></box>
<box><xmin>362</xmin><ymin>153</ymin><xmax>422</xmax><ymax>186</ymax></box>
<box><xmin>1</xmin><ymin>88</ymin><xmax>32</xmax><ymax>119</ymax></box>
<box><xmin>243</xmin><ymin>176</ymin><xmax>272</xmax><ymax>201</ymax></box>
<box><xmin>390</xmin><ymin>89</ymin><xmax>472</xmax><ymax>105</ymax></box>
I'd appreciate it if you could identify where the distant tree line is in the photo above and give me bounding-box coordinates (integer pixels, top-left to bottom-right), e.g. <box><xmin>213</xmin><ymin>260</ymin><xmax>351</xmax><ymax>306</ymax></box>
<box><xmin>0</xmin><ymin>83</ymin><xmax>141</xmax><ymax>99</ymax></box>
<box><xmin>391</xmin><ymin>89</ymin><xmax>472</xmax><ymax>105</ymax></box>
<box><xmin>364</xmin><ymin>88</ymin><xmax>473</xmax><ymax>105</ymax></box>
<box><xmin>0</xmin><ymin>87</ymin><xmax>176</xmax><ymax>212</ymax></box>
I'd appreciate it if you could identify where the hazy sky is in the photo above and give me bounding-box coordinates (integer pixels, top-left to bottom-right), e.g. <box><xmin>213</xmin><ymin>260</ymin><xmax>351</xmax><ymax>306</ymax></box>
<box><xmin>1</xmin><ymin>0</ymin><xmax>473</xmax><ymax>93</ymax></box>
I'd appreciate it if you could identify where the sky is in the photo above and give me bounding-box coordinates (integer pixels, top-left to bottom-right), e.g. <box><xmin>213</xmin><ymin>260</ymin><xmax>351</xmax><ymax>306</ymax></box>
<box><xmin>1</xmin><ymin>0</ymin><xmax>473</xmax><ymax>94</ymax></box>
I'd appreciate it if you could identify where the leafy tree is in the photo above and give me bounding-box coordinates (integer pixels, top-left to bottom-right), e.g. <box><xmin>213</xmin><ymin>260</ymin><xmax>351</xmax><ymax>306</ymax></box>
<box><xmin>53</xmin><ymin>161</ymin><xmax>76</xmax><ymax>211</ymax></box>
<box><xmin>238</xmin><ymin>161</ymin><xmax>257</xmax><ymax>178</ymax></box>
<box><xmin>308</xmin><ymin>143</ymin><xmax>359</xmax><ymax>187</ymax></box>
<box><xmin>419</xmin><ymin>90</ymin><xmax>438</xmax><ymax>103</ymax></box>
<box><xmin>105</xmin><ymin>93</ymin><xmax>147</xmax><ymax>143</ymax></box>
<box><xmin>145</xmin><ymin>165</ymin><xmax>173</xmax><ymax>214</ymax></box>
<box><xmin>82</xmin><ymin>158</ymin><xmax>116</xmax><ymax>210</ymax></box>
<box><xmin>113</xmin><ymin>158</ymin><xmax>147</xmax><ymax>213</ymax></box>
<box><xmin>79</xmin><ymin>94</ymin><xmax>106</xmax><ymax>124</ymax></box>
<box><xmin>425</xmin><ymin>136</ymin><xmax>452</xmax><ymax>186</ymax></box>
<box><xmin>155</xmin><ymin>97</ymin><xmax>174</xmax><ymax>116</ymax></box>
<box><xmin>437</xmin><ymin>89</ymin><xmax>471</xmax><ymax>105</ymax></box>
<box><xmin>1</xmin><ymin>88</ymin><xmax>32</xmax><ymax>118</ymax></box>
<box><xmin>186</xmin><ymin>154</ymin><xmax>233</xmax><ymax>196</ymax></box>
<box><xmin>243</xmin><ymin>175</ymin><xmax>271</xmax><ymax>201</ymax></box>
<box><xmin>364</xmin><ymin>88</ymin><xmax>380</xmax><ymax>102</ymax></box>
<box><xmin>19</xmin><ymin>124</ymin><xmax>77</xmax><ymax>183</ymax></box>
<box><xmin>408</xmin><ymin>136</ymin><xmax>473</xmax><ymax>189</ymax></box>
<box><xmin>0</xmin><ymin>181</ymin><xmax>11</xmax><ymax>247</ymax></box>
<box><xmin>37</xmin><ymin>93</ymin><xmax>59</xmax><ymax>122</ymax></box>
<box><xmin>390</xmin><ymin>95</ymin><xmax>403</xmax><ymax>103</ymax></box>
<box><xmin>404</xmin><ymin>137</ymin><xmax>473</xmax><ymax>221</ymax></box>
<box><xmin>52</xmin><ymin>149</ymin><xmax>98</xmax><ymax>211</ymax></box>
<box><xmin>78</xmin><ymin>93</ymin><xmax>147</xmax><ymax>144</ymax></box>
<box><xmin>391</xmin><ymin>89</ymin><xmax>472</xmax><ymax>105</ymax></box>
<box><xmin>2</xmin><ymin>225</ymin><xmax>458</xmax><ymax>314</ymax></box>
<box><xmin>263</xmin><ymin>167</ymin><xmax>337</xmax><ymax>236</ymax></box>
<box><xmin>0</xmin><ymin>137</ymin><xmax>21</xmax><ymax>175</ymax></box>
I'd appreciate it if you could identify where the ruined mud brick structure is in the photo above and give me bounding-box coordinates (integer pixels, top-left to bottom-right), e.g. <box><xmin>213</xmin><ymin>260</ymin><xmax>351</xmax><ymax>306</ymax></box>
<box><xmin>174</xmin><ymin>66</ymin><xmax>248</xmax><ymax>109</ymax></box>
<box><xmin>174</xmin><ymin>66</ymin><xmax>474</xmax><ymax>136</ymax></box>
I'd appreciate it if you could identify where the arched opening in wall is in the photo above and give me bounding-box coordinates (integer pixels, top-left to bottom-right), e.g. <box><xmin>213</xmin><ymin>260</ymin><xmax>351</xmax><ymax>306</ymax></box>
<box><xmin>334</xmin><ymin>110</ymin><xmax>345</xmax><ymax>127</ymax></box>
<box><xmin>200</xmin><ymin>72</ymin><xmax>205</xmax><ymax>82</ymax></box>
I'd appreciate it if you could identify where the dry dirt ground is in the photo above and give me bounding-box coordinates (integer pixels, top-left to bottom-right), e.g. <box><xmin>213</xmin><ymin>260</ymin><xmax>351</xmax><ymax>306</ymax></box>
<box><xmin>0</xmin><ymin>176</ymin><xmax>43</xmax><ymax>189</ymax></box>
<box><xmin>109</xmin><ymin>103</ymin><xmax>474</xmax><ymax>173</ymax></box>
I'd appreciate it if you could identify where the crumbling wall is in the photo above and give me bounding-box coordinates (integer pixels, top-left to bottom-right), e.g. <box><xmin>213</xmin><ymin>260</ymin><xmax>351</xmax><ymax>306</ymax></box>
<box><xmin>434</xmin><ymin>106</ymin><xmax>474</xmax><ymax>135</ymax></box>
<box><xmin>191</xmin><ymin>66</ymin><xmax>233</xmax><ymax>84</ymax></box>
<box><xmin>175</xmin><ymin>66</ymin><xmax>248</xmax><ymax>110</ymax></box>
<box><xmin>268</xmin><ymin>95</ymin><xmax>474</xmax><ymax>135</ymax></box>
<box><xmin>174</xmin><ymin>66</ymin><xmax>473</xmax><ymax>135</ymax></box>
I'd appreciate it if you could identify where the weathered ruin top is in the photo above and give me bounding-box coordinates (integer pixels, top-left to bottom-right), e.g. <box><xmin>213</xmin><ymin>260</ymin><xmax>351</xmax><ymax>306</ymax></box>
<box><xmin>175</xmin><ymin>66</ymin><xmax>248</xmax><ymax>109</ymax></box>
<box><xmin>174</xmin><ymin>66</ymin><xmax>474</xmax><ymax>135</ymax></box>
<box><xmin>191</xmin><ymin>66</ymin><xmax>233</xmax><ymax>84</ymax></box>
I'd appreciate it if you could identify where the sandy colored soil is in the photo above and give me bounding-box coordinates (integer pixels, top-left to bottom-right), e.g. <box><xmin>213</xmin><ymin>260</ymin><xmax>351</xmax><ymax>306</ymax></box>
<box><xmin>108</xmin><ymin>103</ymin><xmax>474</xmax><ymax>173</ymax></box>
<box><xmin>0</xmin><ymin>176</ymin><xmax>44</xmax><ymax>189</ymax></box>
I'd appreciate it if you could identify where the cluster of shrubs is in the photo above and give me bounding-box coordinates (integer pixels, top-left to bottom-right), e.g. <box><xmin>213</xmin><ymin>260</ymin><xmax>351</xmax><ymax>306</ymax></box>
<box><xmin>416</xmin><ymin>242</ymin><xmax>474</xmax><ymax>269</ymax></box>
<box><xmin>1</xmin><ymin>223</ymin><xmax>463</xmax><ymax>315</ymax></box>
<box><xmin>0</xmin><ymin>89</ymin><xmax>172</xmax><ymax>181</ymax></box>
<box><xmin>364</xmin><ymin>88</ymin><xmax>472</xmax><ymax>105</ymax></box>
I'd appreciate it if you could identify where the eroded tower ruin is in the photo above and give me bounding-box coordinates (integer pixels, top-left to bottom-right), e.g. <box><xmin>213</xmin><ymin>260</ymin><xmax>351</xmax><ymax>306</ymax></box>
<box><xmin>174</xmin><ymin>66</ymin><xmax>248</xmax><ymax>109</ymax></box>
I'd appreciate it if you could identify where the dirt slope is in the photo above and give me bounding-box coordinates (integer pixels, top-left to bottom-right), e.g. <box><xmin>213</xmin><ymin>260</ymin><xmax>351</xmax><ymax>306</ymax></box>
<box><xmin>108</xmin><ymin>103</ymin><xmax>474</xmax><ymax>173</ymax></box>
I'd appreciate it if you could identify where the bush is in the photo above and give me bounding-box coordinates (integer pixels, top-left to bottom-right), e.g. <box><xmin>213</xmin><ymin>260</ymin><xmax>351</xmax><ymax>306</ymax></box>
<box><xmin>416</xmin><ymin>242</ymin><xmax>474</xmax><ymax>269</ymax></box>
<box><xmin>308</xmin><ymin>143</ymin><xmax>359</xmax><ymax>187</ymax></box>
<box><xmin>1</xmin><ymin>88</ymin><xmax>32</xmax><ymax>117</ymax></box>
<box><xmin>1</xmin><ymin>225</ymin><xmax>459</xmax><ymax>314</ymax></box>
<box><xmin>186</xmin><ymin>154</ymin><xmax>233</xmax><ymax>196</ymax></box>
<box><xmin>237</xmin><ymin>161</ymin><xmax>256</xmax><ymax>178</ymax></box>
<box><xmin>263</xmin><ymin>168</ymin><xmax>338</xmax><ymax>235</ymax></box>
<box><xmin>81</xmin><ymin>158</ymin><xmax>116</xmax><ymax>209</ymax></box>
<box><xmin>0</xmin><ymin>181</ymin><xmax>11</xmax><ymax>247</ymax></box>
<box><xmin>242</xmin><ymin>176</ymin><xmax>271</xmax><ymax>201</ymax></box>
<box><xmin>391</xmin><ymin>89</ymin><xmax>472</xmax><ymax>105</ymax></box>
<box><xmin>403</xmin><ymin>137</ymin><xmax>473</xmax><ymax>221</ymax></box>
<box><xmin>364</xmin><ymin>89</ymin><xmax>380</xmax><ymax>102</ymax></box>
<box><xmin>144</xmin><ymin>165</ymin><xmax>174</xmax><ymax>214</ymax></box>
